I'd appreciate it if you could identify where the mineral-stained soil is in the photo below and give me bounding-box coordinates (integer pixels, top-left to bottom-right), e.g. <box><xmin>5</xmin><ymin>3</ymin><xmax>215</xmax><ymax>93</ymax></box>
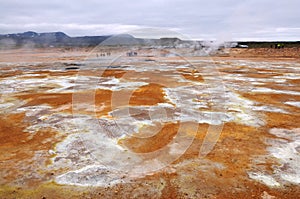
<box><xmin>0</xmin><ymin>47</ymin><xmax>299</xmax><ymax>198</ymax></box>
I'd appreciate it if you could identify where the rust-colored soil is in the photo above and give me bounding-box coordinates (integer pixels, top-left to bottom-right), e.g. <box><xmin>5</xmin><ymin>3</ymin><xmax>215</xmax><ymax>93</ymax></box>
<box><xmin>129</xmin><ymin>83</ymin><xmax>166</xmax><ymax>106</ymax></box>
<box><xmin>119</xmin><ymin>122</ymin><xmax>179</xmax><ymax>153</ymax></box>
<box><xmin>0</xmin><ymin>113</ymin><xmax>59</xmax><ymax>186</ymax></box>
<box><xmin>0</xmin><ymin>48</ymin><xmax>299</xmax><ymax>198</ymax></box>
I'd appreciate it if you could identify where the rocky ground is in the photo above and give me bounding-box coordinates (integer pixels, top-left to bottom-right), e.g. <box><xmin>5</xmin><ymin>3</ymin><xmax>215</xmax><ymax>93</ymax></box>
<box><xmin>0</xmin><ymin>47</ymin><xmax>299</xmax><ymax>198</ymax></box>
<box><xmin>229</xmin><ymin>48</ymin><xmax>300</xmax><ymax>60</ymax></box>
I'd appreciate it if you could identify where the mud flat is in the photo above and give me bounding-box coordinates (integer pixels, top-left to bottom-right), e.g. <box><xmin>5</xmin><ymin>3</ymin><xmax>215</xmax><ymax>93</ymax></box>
<box><xmin>0</xmin><ymin>47</ymin><xmax>299</xmax><ymax>198</ymax></box>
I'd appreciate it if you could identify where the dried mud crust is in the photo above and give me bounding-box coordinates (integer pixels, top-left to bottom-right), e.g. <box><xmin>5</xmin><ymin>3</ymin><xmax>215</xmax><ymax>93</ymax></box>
<box><xmin>0</xmin><ymin>113</ymin><xmax>60</xmax><ymax>187</ymax></box>
<box><xmin>0</xmin><ymin>50</ymin><xmax>300</xmax><ymax>198</ymax></box>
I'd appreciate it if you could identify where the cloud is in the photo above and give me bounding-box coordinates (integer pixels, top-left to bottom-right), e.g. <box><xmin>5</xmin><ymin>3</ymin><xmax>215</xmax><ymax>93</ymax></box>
<box><xmin>0</xmin><ymin>0</ymin><xmax>299</xmax><ymax>40</ymax></box>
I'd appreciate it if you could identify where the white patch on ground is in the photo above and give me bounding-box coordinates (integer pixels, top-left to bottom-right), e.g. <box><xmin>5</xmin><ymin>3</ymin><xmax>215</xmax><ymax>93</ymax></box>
<box><xmin>163</xmin><ymin>86</ymin><xmax>233</xmax><ymax>125</ymax></box>
<box><xmin>49</xmin><ymin>77</ymin><xmax>75</xmax><ymax>90</ymax></box>
<box><xmin>97</xmin><ymin>80</ymin><xmax>148</xmax><ymax>91</ymax></box>
<box><xmin>250</xmin><ymin>128</ymin><xmax>300</xmax><ymax>187</ymax></box>
<box><xmin>223</xmin><ymin>74</ymin><xmax>287</xmax><ymax>84</ymax></box>
<box><xmin>0</xmin><ymin>76</ymin><xmax>65</xmax><ymax>93</ymax></box>
<box><xmin>267</xmin><ymin>128</ymin><xmax>300</xmax><ymax>185</ymax></box>
<box><xmin>0</xmin><ymin>102</ymin><xmax>15</xmax><ymax>110</ymax></box>
<box><xmin>252</xmin><ymin>106</ymin><xmax>288</xmax><ymax>114</ymax></box>
<box><xmin>274</xmin><ymin>75</ymin><xmax>300</xmax><ymax>80</ymax></box>
<box><xmin>164</xmin><ymin>85</ymin><xmax>266</xmax><ymax>127</ymax></box>
<box><xmin>109</xmin><ymin>104</ymin><xmax>174</xmax><ymax>125</ymax></box>
<box><xmin>224</xmin><ymin>91</ymin><xmax>265</xmax><ymax>126</ymax></box>
<box><xmin>157</xmin><ymin>103</ymin><xmax>174</xmax><ymax>108</ymax></box>
<box><xmin>248</xmin><ymin>172</ymin><xmax>280</xmax><ymax>187</ymax></box>
<box><xmin>285</xmin><ymin>101</ymin><xmax>300</xmax><ymax>108</ymax></box>
<box><xmin>233</xmin><ymin>112</ymin><xmax>264</xmax><ymax>127</ymax></box>
<box><xmin>251</xmin><ymin>87</ymin><xmax>300</xmax><ymax>96</ymax></box>
<box><xmin>55</xmin><ymin>165</ymin><xmax>128</xmax><ymax>187</ymax></box>
<box><xmin>17</xmin><ymin>105</ymin><xmax>51</xmax><ymax>117</ymax></box>
<box><xmin>0</xmin><ymin>74</ymin><xmax>149</xmax><ymax>94</ymax></box>
<box><xmin>0</xmin><ymin>78</ymin><xmax>47</xmax><ymax>93</ymax></box>
<box><xmin>46</xmin><ymin>114</ymin><xmax>146</xmax><ymax>186</ymax></box>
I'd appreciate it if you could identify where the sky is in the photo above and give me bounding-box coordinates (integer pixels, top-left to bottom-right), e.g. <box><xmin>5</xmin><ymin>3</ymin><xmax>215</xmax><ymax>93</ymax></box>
<box><xmin>0</xmin><ymin>0</ymin><xmax>299</xmax><ymax>41</ymax></box>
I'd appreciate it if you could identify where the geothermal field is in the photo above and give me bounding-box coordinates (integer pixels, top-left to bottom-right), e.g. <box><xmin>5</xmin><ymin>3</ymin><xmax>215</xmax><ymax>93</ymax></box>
<box><xmin>0</xmin><ymin>47</ymin><xmax>300</xmax><ymax>198</ymax></box>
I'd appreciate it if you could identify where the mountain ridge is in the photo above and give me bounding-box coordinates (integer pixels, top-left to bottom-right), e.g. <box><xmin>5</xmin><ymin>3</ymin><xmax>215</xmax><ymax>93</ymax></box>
<box><xmin>0</xmin><ymin>31</ymin><xmax>112</xmax><ymax>48</ymax></box>
<box><xmin>0</xmin><ymin>31</ymin><xmax>197</xmax><ymax>48</ymax></box>
<box><xmin>1</xmin><ymin>31</ymin><xmax>300</xmax><ymax>49</ymax></box>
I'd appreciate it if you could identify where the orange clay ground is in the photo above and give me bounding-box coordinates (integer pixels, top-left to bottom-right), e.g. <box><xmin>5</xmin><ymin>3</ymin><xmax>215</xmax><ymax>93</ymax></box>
<box><xmin>0</xmin><ymin>47</ymin><xmax>299</xmax><ymax>199</ymax></box>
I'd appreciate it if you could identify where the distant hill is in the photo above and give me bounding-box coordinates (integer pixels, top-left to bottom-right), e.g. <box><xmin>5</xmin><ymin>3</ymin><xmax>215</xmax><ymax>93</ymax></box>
<box><xmin>0</xmin><ymin>31</ymin><xmax>111</xmax><ymax>48</ymax></box>
<box><xmin>0</xmin><ymin>31</ymin><xmax>201</xmax><ymax>49</ymax></box>
<box><xmin>1</xmin><ymin>31</ymin><xmax>299</xmax><ymax>49</ymax></box>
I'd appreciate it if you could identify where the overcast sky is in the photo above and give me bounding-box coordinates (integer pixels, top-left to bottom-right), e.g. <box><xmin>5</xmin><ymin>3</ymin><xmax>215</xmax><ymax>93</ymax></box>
<box><xmin>0</xmin><ymin>0</ymin><xmax>299</xmax><ymax>41</ymax></box>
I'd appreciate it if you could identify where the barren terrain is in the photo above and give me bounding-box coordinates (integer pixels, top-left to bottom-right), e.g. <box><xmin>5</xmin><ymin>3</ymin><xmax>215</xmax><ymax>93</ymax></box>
<box><xmin>0</xmin><ymin>47</ymin><xmax>299</xmax><ymax>198</ymax></box>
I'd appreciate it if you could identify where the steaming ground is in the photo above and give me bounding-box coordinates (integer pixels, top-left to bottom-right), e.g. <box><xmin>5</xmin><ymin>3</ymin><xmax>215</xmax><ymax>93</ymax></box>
<box><xmin>0</xmin><ymin>48</ymin><xmax>300</xmax><ymax>198</ymax></box>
